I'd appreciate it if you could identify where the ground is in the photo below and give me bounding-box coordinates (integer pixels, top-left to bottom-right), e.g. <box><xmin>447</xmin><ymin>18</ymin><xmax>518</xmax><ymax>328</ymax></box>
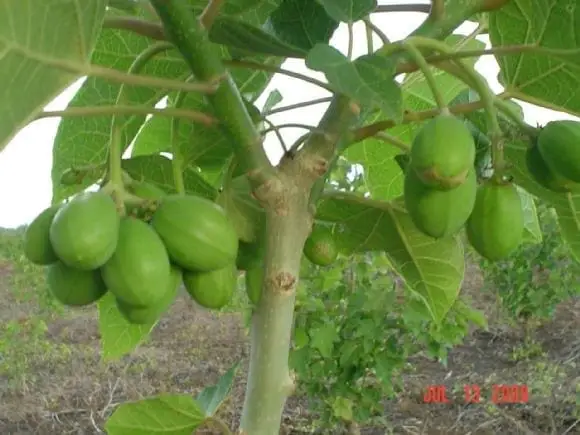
<box><xmin>0</xmin><ymin>228</ymin><xmax>578</xmax><ymax>435</ymax></box>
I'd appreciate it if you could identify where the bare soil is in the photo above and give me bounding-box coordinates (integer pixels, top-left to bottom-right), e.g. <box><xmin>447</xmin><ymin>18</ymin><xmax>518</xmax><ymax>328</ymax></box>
<box><xmin>0</xmin><ymin>231</ymin><xmax>578</xmax><ymax>435</ymax></box>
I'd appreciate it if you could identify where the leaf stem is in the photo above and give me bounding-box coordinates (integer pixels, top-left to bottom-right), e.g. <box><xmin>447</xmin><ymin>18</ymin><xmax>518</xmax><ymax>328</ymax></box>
<box><xmin>102</xmin><ymin>17</ymin><xmax>166</xmax><ymax>41</ymax></box>
<box><xmin>374</xmin><ymin>4</ymin><xmax>431</xmax><ymax>14</ymax></box>
<box><xmin>375</xmin><ymin>132</ymin><xmax>412</xmax><ymax>153</ymax></box>
<box><xmin>8</xmin><ymin>41</ymin><xmax>219</xmax><ymax>94</ymax></box>
<box><xmin>347</xmin><ymin>22</ymin><xmax>354</xmax><ymax>59</ymax></box>
<box><xmin>200</xmin><ymin>0</ymin><xmax>225</xmax><ymax>29</ymax></box>
<box><xmin>264</xmin><ymin>97</ymin><xmax>333</xmax><ymax>116</ymax></box>
<box><xmin>429</xmin><ymin>0</ymin><xmax>444</xmax><ymax>21</ymax></box>
<box><xmin>364</xmin><ymin>17</ymin><xmax>374</xmax><ymax>54</ymax></box>
<box><xmin>224</xmin><ymin>59</ymin><xmax>334</xmax><ymax>93</ymax></box>
<box><xmin>150</xmin><ymin>0</ymin><xmax>277</xmax><ymax>186</ymax></box>
<box><xmin>259</xmin><ymin>123</ymin><xmax>319</xmax><ymax>136</ymax></box>
<box><xmin>262</xmin><ymin>119</ymin><xmax>289</xmax><ymax>154</ymax></box>
<box><xmin>35</xmin><ymin>105</ymin><xmax>217</xmax><ymax>125</ymax></box>
<box><xmin>170</xmin><ymin>79</ymin><xmax>195</xmax><ymax>195</ymax></box>
<box><xmin>362</xmin><ymin>18</ymin><xmax>390</xmax><ymax>46</ymax></box>
<box><xmin>401</xmin><ymin>41</ymin><xmax>448</xmax><ymax>112</ymax></box>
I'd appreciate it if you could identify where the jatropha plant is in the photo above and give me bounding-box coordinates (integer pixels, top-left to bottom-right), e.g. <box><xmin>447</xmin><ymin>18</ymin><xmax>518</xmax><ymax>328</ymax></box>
<box><xmin>3</xmin><ymin>0</ymin><xmax>580</xmax><ymax>433</ymax></box>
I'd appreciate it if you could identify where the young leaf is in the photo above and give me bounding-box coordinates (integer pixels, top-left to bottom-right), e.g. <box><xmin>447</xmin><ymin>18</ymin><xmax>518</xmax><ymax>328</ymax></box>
<box><xmin>209</xmin><ymin>17</ymin><xmax>307</xmax><ymax>58</ymax></box>
<box><xmin>0</xmin><ymin>0</ymin><xmax>107</xmax><ymax>152</ymax></box>
<box><xmin>196</xmin><ymin>362</ymin><xmax>240</xmax><ymax>417</ymax></box>
<box><xmin>315</xmin><ymin>0</ymin><xmax>377</xmax><ymax>23</ymax></box>
<box><xmin>121</xmin><ymin>155</ymin><xmax>217</xmax><ymax>199</ymax></box>
<box><xmin>517</xmin><ymin>186</ymin><xmax>543</xmax><ymax>244</ymax></box>
<box><xmin>309</xmin><ymin>322</ymin><xmax>338</xmax><ymax>358</ymax></box>
<box><xmin>51</xmin><ymin>10</ymin><xmax>190</xmax><ymax>203</ymax></box>
<box><xmin>263</xmin><ymin>89</ymin><xmax>284</xmax><ymax>113</ymax></box>
<box><xmin>489</xmin><ymin>0</ymin><xmax>580</xmax><ymax>117</ymax></box>
<box><xmin>316</xmin><ymin>193</ymin><xmax>464</xmax><ymax>324</ymax></box>
<box><xmin>105</xmin><ymin>394</ymin><xmax>205</xmax><ymax>435</ymax></box>
<box><xmin>306</xmin><ymin>44</ymin><xmax>403</xmax><ymax>122</ymax></box>
<box><xmin>97</xmin><ymin>292</ymin><xmax>157</xmax><ymax>361</ymax></box>
<box><xmin>265</xmin><ymin>0</ymin><xmax>339</xmax><ymax>51</ymax></box>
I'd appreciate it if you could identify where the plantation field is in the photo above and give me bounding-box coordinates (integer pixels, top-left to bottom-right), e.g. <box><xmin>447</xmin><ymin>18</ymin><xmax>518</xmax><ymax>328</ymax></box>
<box><xmin>0</xmin><ymin>227</ymin><xmax>578</xmax><ymax>435</ymax></box>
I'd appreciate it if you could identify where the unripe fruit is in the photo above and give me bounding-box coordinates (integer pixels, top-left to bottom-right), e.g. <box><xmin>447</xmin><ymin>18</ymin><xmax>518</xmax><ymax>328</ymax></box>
<box><xmin>24</xmin><ymin>205</ymin><xmax>61</xmax><ymax>265</ymax></box>
<box><xmin>303</xmin><ymin>225</ymin><xmax>338</xmax><ymax>266</ymax></box>
<box><xmin>537</xmin><ymin>120</ymin><xmax>580</xmax><ymax>183</ymax></box>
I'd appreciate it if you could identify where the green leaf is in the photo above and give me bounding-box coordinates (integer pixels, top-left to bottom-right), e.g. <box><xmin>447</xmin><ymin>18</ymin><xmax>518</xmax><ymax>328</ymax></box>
<box><xmin>97</xmin><ymin>292</ymin><xmax>156</xmax><ymax>361</ymax></box>
<box><xmin>517</xmin><ymin>186</ymin><xmax>543</xmax><ymax>244</ymax></box>
<box><xmin>108</xmin><ymin>0</ymin><xmax>140</xmax><ymax>13</ymax></box>
<box><xmin>105</xmin><ymin>394</ymin><xmax>205</xmax><ymax>435</ymax></box>
<box><xmin>265</xmin><ymin>0</ymin><xmax>339</xmax><ymax>51</ymax></box>
<box><xmin>263</xmin><ymin>89</ymin><xmax>283</xmax><ymax>112</ymax></box>
<box><xmin>121</xmin><ymin>155</ymin><xmax>217</xmax><ymax>200</ymax></box>
<box><xmin>209</xmin><ymin>17</ymin><xmax>307</xmax><ymax>58</ymax></box>
<box><xmin>216</xmin><ymin>175</ymin><xmax>265</xmax><ymax>242</ymax></box>
<box><xmin>0</xmin><ymin>0</ymin><xmax>107</xmax><ymax>152</ymax></box>
<box><xmin>317</xmin><ymin>193</ymin><xmax>464</xmax><ymax>324</ymax></box>
<box><xmin>503</xmin><ymin>137</ymin><xmax>580</xmax><ymax>261</ymax></box>
<box><xmin>51</xmin><ymin>14</ymin><xmax>190</xmax><ymax>203</ymax></box>
<box><xmin>331</xmin><ymin>397</ymin><xmax>354</xmax><ymax>421</ymax></box>
<box><xmin>489</xmin><ymin>0</ymin><xmax>580</xmax><ymax>116</ymax></box>
<box><xmin>309</xmin><ymin>322</ymin><xmax>338</xmax><ymax>358</ymax></box>
<box><xmin>306</xmin><ymin>44</ymin><xmax>402</xmax><ymax>122</ymax></box>
<box><xmin>315</xmin><ymin>0</ymin><xmax>377</xmax><ymax>23</ymax></box>
<box><xmin>196</xmin><ymin>362</ymin><xmax>240</xmax><ymax>417</ymax></box>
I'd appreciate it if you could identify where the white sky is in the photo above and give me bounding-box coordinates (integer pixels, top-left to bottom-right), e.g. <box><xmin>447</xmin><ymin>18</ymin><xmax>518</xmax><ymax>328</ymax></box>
<box><xmin>1</xmin><ymin>6</ymin><xmax>578</xmax><ymax>229</ymax></box>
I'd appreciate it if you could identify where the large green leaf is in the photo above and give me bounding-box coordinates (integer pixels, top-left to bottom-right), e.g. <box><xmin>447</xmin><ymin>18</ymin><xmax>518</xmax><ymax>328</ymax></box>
<box><xmin>317</xmin><ymin>192</ymin><xmax>464</xmax><ymax>324</ymax></box>
<box><xmin>489</xmin><ymin>0</ymin><xmax>580</xmax><ymax>117</ymax></box>
<box><xmin>306</xmin><ymin>44</ymin><xmax>403</xmax><ymax>122</ymax></box>
<box><xmin>0</xmin><ymin>0</ymin><xmax>106</xmax><ymax>152</ymax></box>
<box><xmin>196</xmin><ymin>362</ymin><xmax>240</xmax><ymax>417</ymax></box>
<box><xmin>343</xmin><ymin>35</ymin><xmax>484</xmax><ymax>202</ymax></box>
<box><xmin>51</xmin><ymin>11</ymin><xmax>190</xmax><ymax>203</ymax></box>
<box><xmin>315</xmin><ymin>0</ymin><xmax>377</xmax><ymax>23</ymax></box>
<box><xmin>265</xmin><ymin>0</ymin><xmax>339</xmax><ymax>51</ymax></box>
<box><xmin>97</xmin><ymin>292</ymin><xmax>157</xmax><ymax>361</ymax></box>
<box><xmin>209</xmin><ymin>17</ymin><xmax>307</xmax><ymax>58</ymax></box>
<box><xmin>105</xmin><ymin>394</ymin><xmax>205</xmax><ymax>435</ymax></box>
<box><xmin>121</xmin><ymin>155</ymin><xmax>217</xmax><ymax>200</ymax></box>
<box><xmin>503</xmin><ymin>137</ymin><xmax>580</xmax><ymax>261</ymax></box>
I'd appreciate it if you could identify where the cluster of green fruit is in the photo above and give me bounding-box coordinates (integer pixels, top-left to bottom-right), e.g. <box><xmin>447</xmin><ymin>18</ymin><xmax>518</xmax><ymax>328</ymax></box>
<box><xmin>404</xmin><ymin>114</ymin><xmax>525</xmax><ymax>261</ymax></box>
<box><xmin>23</xmin><ymin>189</ymin><xmax>240</xmax><ymax>324</ymax></box>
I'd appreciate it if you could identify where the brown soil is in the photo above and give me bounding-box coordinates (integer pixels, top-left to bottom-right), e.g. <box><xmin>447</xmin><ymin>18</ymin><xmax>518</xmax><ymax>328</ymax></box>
<box><xmin>0</xmin><ymin>233</ymin><xmax>578</xmax><ymax>435</ymax></box>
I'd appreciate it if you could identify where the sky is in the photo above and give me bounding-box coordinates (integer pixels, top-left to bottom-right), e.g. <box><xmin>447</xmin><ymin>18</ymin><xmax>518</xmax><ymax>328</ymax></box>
<box><xmin>1</xmin><ymin>3</ymin><xmax>578</xmax><ymax>229</ymax></box>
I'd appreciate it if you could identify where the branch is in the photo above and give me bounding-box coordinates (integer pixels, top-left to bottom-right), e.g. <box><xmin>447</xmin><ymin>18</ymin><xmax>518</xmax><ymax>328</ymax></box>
<box><xmin>200</xmin><ymin>0</ymin><xmax>225</xmax><ymax>29</ymax></box>
<box><xmin>150</xmin><ymin>0</ymin><xmax>276</xmax><ymax>187</ymax></box>
<box><xmin>350</xmin><ymin>96</ymin><xmax>510</xmax><ymax>143</ymax></box>
<box><xmin>264</xmin><ymin>97</ymin><xmax>333</xmax><ymax>116</ymax></box>
<box><xmin>375</xmin><ymin>4</ymin><xmax>431</xmax><ymax>14</ymax></box>
<box><xmin>35</xmin><ymin>105</ymin><xmax>218</xmax><ymax>125</ymax></box>
<box><xmin>224</xmin><ymin>60</ymin><xmax>334</xmax><ymax>93</ymax></box>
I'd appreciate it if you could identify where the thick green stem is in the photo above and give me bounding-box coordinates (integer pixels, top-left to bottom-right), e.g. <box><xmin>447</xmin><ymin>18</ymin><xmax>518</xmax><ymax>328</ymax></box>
<box><xmin>240</xmin><ymin>193</ymin><xmax>311</xmax><ymax>434</ymax></box>
<box><xmin>149</xmin><ymin>0</ymin><xmax>275</xmax><ymax>186</ymax></box>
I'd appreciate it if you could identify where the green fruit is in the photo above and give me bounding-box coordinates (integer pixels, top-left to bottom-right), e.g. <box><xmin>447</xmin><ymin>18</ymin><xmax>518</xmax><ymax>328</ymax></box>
<box><xmin>151</xmin><ymin>195</ymin><xmax>239</xmax><ymax>272</ymax></box>
<box><xmin>128</xmin><ymin>181</ymin><xmax>167</xmax><ymax>199</ymax></box>
<box><xmin>404</xmin><ymin>167</ymin><xmax>477</xmax><ymax>239</ymax></box>
<box><xmin>303</xmin><ymin>225</ymin><xmax>338</xmax><ymax>266</ymax></box>
<box><xmin>183</xmin><ymin>264</ymin><xmax>236</xmax><ymax>309</ymax></box>
<box><xmin>236</xmin><ymin>240</ymin><xmax>265</xmax><ymax>271</ymax></box>
<box><xmin>410</xmin><ymin>115</ymin><xmax>476</xmax><ymax>190</ymax></box>
<box><xmin>49</xmin><ymin>191</ymin><xmax>120</xmax><ymax>270</ymax></box>
<box><xmin>115</xmin><ymin>265</ymin><xmax>182</xmax><ymax>325</ymax></box>
<box><xmin>526</xmin><ymin>143</ymin><xmax>580</xmax><ymax>193</ymax></box>
<box><xmin>24</xmin><ymin>205</ymin><xmax>61</xmax><ymax>265</ymax></box>
<box><xmin>101</xmin><ymin>217</ymin><xmax>171</xmax><ymax>307</ymax></box>
<box><xmin>245</xmin><ymin>266</ymin><xmax>263</xmax><ymax>305</ymax></box>
<box><xmin>537</xmin><ymin>120</ymin><xmax>580</xmax><ymax>183</ymax></box>
<box><xmin>47</xmin><ymin>261</ymin><xmax>107</xmax><ymax>306</ymax></box>
<box><xmin>466</xmin><ymin>181</ymin><xmax>524</xmax><ymax>261</ymax></box>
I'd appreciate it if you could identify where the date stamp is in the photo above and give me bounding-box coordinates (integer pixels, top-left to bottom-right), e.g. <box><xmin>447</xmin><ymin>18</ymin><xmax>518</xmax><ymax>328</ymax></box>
<box><xmin>423</xmin><ymin>384</ymin><xmax>529</xmax><ymax>404</ymax></box>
